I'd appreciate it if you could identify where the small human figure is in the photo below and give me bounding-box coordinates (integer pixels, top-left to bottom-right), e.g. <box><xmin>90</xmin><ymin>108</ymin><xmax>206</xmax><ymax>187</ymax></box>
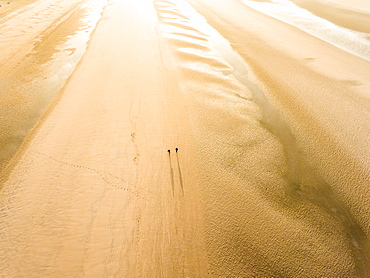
<box><xmin>175</xmin><ymin>148</ymin><xmax>178</xmax><ymax>153</ymax></box>
<box><xmin>167</xmin><ymin>150</ymin><xmax>170</xmax><ymax>153</ymax></box>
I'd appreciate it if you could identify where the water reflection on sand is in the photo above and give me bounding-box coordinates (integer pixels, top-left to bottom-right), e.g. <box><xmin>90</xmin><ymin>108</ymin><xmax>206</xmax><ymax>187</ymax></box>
<box><xmin>0</xmin><ymin>0</ymin><xmax>107</xmax><ymax>168</ymax></box>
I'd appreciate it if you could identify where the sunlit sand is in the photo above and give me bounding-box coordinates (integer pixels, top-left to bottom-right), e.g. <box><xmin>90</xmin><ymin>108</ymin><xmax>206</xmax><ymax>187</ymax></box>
<box><xmin>0</xmin><ymin>0</ymin><xmax>369</xmax><ymax>277</ymax></box>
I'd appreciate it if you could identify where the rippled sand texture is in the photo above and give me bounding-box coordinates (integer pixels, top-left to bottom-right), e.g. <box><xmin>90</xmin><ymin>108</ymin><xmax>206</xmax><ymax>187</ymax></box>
<box><xmin>1</xmin><ymin>0</ymin><xmax>370</xmax><ymax>277</ymax></box>
<box><xmin>0</xmin><ymin>0</ymin><xmax>106</xmax><ymax>168</ymax></box>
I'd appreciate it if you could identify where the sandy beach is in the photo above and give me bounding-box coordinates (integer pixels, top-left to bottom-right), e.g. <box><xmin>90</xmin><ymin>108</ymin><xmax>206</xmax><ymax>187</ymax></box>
<box><xmin>0</xmin><ymin>0</ymin><xmax>369</xmax><ymax>277</ymax></box>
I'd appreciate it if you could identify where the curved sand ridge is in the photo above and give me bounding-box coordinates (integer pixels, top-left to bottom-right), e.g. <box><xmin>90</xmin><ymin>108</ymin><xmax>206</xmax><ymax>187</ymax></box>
<box><xmin>242</xmin><ymin>0</ymin><xmax>370</xmax><ymax>61</ymax></box>
<box><xmin>0</xmin><ymin>0</ymin><xmax>208</xmax><ymax>276</ymax></box>
<box><xmin>0</xmin><ymin>0</ymin><xmax>369</xmax><ymax>277</ymax></box>
<box><xmin>290</xmin><ymin>0</ymin><xmax>370</xmax><ymax>33</ymax></box>
<box><xmin>159</xmin><ymin>0</ymin><xmax>370</xmax><ymax>276</ymax></box>
<box><xmin>188</xmin><ymin>0</ymin><xmax>370</xmax><ymax>276</ymax></box>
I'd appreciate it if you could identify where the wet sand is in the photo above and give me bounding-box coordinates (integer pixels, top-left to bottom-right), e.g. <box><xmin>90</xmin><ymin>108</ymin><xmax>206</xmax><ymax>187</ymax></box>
<box><xmin>188</xmin><ymin>0</ymin><xmax>370</xmax><ymax>276</ymax></box>
<box><xmin>290</xmin><ymin>0</ymin><xmax>370</xmax><ymax>33</ymax></box>
<box><xmin>0</xmin><ymin>0</ymin><xmax>106</xmax><ymax>168</ymax></box>
<box><xmin>0</xmin><ymin>0</ymin><xmax>209</xmax><ymax>276</ymax></box>
<box><xmin>1</xmin><ymin>0</ymin><xmax>370</xmax><ymax>277</ymax></box>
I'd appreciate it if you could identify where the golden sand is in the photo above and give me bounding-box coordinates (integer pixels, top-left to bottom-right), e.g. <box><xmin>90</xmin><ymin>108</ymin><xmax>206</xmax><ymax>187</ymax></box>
<box><xmin>0</xmin><ymin>0</ymin><xmax>369</xmax><ymax>276</ymax></box>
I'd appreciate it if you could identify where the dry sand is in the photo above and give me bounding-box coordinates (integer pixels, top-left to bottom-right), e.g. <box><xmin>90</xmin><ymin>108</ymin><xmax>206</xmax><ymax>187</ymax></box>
<box><xmin>0</xmin><ymin>0</ymin><xmax>370</xmax><ymax>277</ymax></box>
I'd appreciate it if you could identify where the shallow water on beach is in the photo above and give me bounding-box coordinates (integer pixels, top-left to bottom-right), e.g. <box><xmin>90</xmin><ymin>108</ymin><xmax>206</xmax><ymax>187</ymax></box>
<box><xmin>0</xmin><ymin>0</ymin><xmax>107</xmax><ymax>168</ymax></box>
<box><xmin>0</xmin><ymin>0</ymin><xmax>369</xmax><ymax>276</ymax></box>
<box><xmin>157</xmin><ymin>0</ymin><xmax>370</xmax><ymax>275</ymax></box>
<box><xmin>243</xmin><ymin>0</ymin><xmax>370</xmax><ymax>61</ymax></box>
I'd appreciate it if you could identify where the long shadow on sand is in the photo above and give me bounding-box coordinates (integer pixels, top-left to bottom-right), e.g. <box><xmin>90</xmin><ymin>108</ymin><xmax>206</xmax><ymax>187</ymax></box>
<box><xmin>175</xmin><ymin>150</ymin><xmax>184</xmax><ymax>196</ymax></box>
<box><xmin>168</xmin><ymin>151</ymin><xmax>175</xmax><ymax>196</ymax></box>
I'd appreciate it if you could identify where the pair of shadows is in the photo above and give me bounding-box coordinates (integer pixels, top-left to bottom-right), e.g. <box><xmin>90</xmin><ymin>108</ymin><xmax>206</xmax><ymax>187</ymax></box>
<box><xmin>167</xmin><ymin>149</ymin><xmax>184</xmax><ymax>196</ymax></box>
